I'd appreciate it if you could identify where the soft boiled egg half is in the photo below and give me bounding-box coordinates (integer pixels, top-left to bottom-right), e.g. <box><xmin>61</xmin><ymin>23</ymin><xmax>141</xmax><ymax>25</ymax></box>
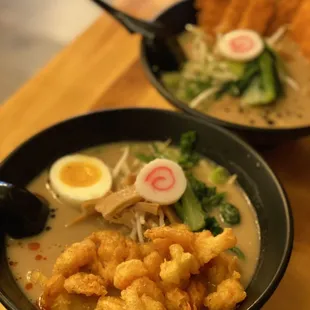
<box><xmin>49</xmin><ymin>154</ymin><xmax>112</xmax><ymax>206</ymax></box>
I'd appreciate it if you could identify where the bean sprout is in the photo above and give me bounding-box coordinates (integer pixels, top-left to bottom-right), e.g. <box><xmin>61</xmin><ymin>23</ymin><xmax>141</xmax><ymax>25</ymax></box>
<box><xmin>112</xmin><ymin>147</ymin><xmax>130</xmax><ymax>178</ymax></box>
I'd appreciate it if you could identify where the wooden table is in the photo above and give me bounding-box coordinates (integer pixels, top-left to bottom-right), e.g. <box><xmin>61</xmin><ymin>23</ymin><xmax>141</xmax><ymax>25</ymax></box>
<box><xmin>0</xmin><ymin>0</ymin><xmax>309</xmax><ymax>309</ymax></box>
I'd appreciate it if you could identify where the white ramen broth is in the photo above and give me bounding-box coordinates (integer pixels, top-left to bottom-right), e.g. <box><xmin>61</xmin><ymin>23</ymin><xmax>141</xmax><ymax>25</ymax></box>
<box><xmin>6</xmin><ymin>142</ymin><xmax>260</xmax><ymax>306</ymax></box>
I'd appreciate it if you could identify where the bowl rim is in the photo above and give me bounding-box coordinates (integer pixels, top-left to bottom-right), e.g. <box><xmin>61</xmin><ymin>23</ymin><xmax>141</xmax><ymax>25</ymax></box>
<box><xmin>0</xmin><ymin>108</ymin><xmax>294</xmax><ymax>310</ymax></box>
<box><xmin>140</xmin><ymin>0</ymin><xmax>310</xmax><ymax>133</ymax></box>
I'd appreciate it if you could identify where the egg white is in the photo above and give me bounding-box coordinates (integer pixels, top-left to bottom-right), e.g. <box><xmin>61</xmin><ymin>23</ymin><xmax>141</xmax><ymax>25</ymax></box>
<box><xmin>49</xmin><ymin>154</ymin><xmax>112</xmax><ymax>207</ymax></box>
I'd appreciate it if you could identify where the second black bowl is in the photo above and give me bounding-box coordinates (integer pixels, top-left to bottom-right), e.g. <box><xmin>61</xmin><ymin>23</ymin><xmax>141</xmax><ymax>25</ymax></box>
<box><xmin>140</xmin><ymin>0</ymin><xmax>310</xmax><ymax>147</ymax></box>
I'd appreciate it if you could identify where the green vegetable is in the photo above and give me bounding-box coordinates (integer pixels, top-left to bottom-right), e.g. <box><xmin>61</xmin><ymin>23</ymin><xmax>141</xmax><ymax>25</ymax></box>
<box><xmin>161</xmin><ymin>72</ymin><xmax>181</xmax><ymax>91</ymax></box>
<box><xmin>209</xmin><ymin>167</ymin><xmax>230</xmax><ymax>185</ymax></box>
<box><xmin>241</xmin><ymin>77</ymin><xmax>264</xmax><ymax>105</ymax></box>
<box><xmin>187</xmin><ymin>174</ymin><xmax>226</xmax><ymax>211</ymax></box>
<box><xmin>258</xmin><ymin>50</ymin><xmax>279</xmax><ymax>103</ymax></box>
<box><xmin>174</xmin><ymin>184</ymin><xmax>206</xmax><ymax>232</ymax></box>
<box><xmin>180</xmin><ymin>131</ymin><xmax>197</xmax><ymax>153</ymax></box>
<box><xmin>266</xmin><ymin>45</ymin><xmax>287</xmax><ymax>93</ymax></box>
<box><xmin>215</xmin><ymin>60</ymin><xmax>260</xmax><ymax>100</ymax></box>
<box><xmin>235</xmin><ymin>60</ymin><xmax>260</xmax><ymax>95</ymax></box>
<box><xmin>205</xmin><ymin>217</ymin><xmax>223</xmax><ymax>236</ymax></box>
<box><xmin>229</xmin><ymin>247</ymin><xmax>246</xmax><ymax>260</ymax></box>
<box><xmin>242</xmin><ymin>50</ymin><xmax>283</xmax><ymax>106</ymax></box>
<box><xmin>226</xmin><ymin>61</ymin><xmax>246</xmax><ymax>78</ymax></box>
<box><xmin>177</xmin><ymin>79</ymin><xmax>213</xmax><ymax>101</ymax></box>
<box><xmin>187</xmin><ymin>174</ymin><xmax>210</xmax><ymax>201</ymax></box>
<box><xmin>135</xmin><ymin>153</ymin><xmax>155</xmax><ymax>163</ymax></box>
<box><xmin>220</xmin><ymin>203</ymin><xmax>241</xmax><ymax>225</ymax></box>
<box><xmin>178</xmin><ymin>131</ymin><xmax>200</xmax><ymax>169</ymax></box>
<box><xmin>202</xmin><ymin>192</ymin><xmax>226</xmax><ymax>211</ymax></box>
<box><xmin>174</xmin><ymin>202</ymin><xmax>184</xmax><ymax>222</ymax></box>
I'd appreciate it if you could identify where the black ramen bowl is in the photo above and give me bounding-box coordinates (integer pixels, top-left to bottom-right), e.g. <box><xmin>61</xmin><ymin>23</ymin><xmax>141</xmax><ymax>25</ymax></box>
<box><xmin>140</xmin><ymin>0</ymin><xmax>310</xmax><ymax>147</ymax></box>
<box><xmin>0</xmin><ymin>109</ymin><xmax>292</xmax><ymax>310</ymax></box>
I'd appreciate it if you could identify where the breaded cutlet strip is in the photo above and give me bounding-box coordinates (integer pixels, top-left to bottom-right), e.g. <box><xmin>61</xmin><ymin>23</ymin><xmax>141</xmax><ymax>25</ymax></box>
<box><xmin>268</xmin><ymin>0</ymin><xmax>303</xmax><ymax>34</ymax></box>
<box><xmin>196</xmin><ymin>0</ymin><xmax>231</xmax><ymax>35</ymax></box>
<box><xmin>216</xmin><ymin>0</ymin><xmax>251</xmax><ymax>34</ymax></box>
<box><xmin>291</xmin><ymin>0</ymin><xmax>310</xmax><ymax>59</ymax></box>
<box><xmin>291</xmin><ymin>0</ymin><xmax>310</xmax><ymax>42</ymax></box>
<box><xmin>238</xmin><ymin>0</ymin><xmax>276</xmax><ymax>35</ymax></box>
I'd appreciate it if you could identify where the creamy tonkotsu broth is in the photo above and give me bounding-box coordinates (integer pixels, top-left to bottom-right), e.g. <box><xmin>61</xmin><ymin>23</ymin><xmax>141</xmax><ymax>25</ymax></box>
<box><xmin>164</xmin><ymin>32</ymin><xmax>310</xmax><ymax>128</ymax></box>
<box><xmin>6</xmin><ymin>142</ymin><xmax>260</xmax><ymax>306</ymax></box>
<box><xmin>199</xmin><ymin>37</ymin><xmax>310</xmax><ymax>128</ymax></box>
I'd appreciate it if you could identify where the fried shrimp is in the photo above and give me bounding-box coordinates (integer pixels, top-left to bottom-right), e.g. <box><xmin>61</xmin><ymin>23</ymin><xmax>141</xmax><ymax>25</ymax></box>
<box><xmin>64</xmin><ymin>272</ymin><xmax>107</xmax><ymax>296</ymax></box>
<box><xmin>203</xmin><ymin>252</ymin><xmax>238</xmax><ymax>286</ymax></box>
<box><xmin>122</xmin><ymin>289</ymin><xmax>165</xmax><ymax>310</ymax></box>
<box><xmin>42</xmin><ymin>225</ymin><xmax>245</xmax><ymax>310</ymax></box>
<box><xmin>165</xmin><ymin>287</ymin><xmax>191</xmax><ymax>310</ymax></box>
<box><xmin>40</xmin><ymin>274</ymin><xmax>65</xmax><ymax>309</ymax></box>
<box><xmin>53</xmin><ymin>239</ymin><xmax>97</xmax><ymax>277</ymax></box>
<box><xmin>95</xmin><ymin>296</ymin><xmax>125</xmax><ymax>310</ymax></box>
<box><xmin>143</xmin><ymin>251</ymin><xmax>164</xmax><ymax>281</ymax></box>
<box><xmin>194</xmin><ymin>228</ymin><xmax>237</xmax><ymax>264</ymax></box>
<box><xmin>204</xmin><ymin>271</ymin><xmax>246</xmax><ymax>310</ymax></box>
<box><xmin>160</xmin><ymin>244</ymin><xmax>200</xmax><ymax>285</ymax></box>
<box><xmin>238</xmin><ymin>0</ymin><xmax>276</xmax><ymax>35</ymax></box>
<box><xmin>125</xmin><ymin>277</ymin><xmax>165</xmax><ymax>304</ymax></box>
<box><xmin>188</xmin><ymin>279</ymin><xmax>207</xmax><ymax>310</ymax></box>
<box><xmin>144</xmin><ymin>225</ymin><xmax>195</xmax><ymax>254</ymax></box>
<box><xmin>114</xmin><ymin>259</ymin><xmax>149</xmax><ymax>290</ymax></box>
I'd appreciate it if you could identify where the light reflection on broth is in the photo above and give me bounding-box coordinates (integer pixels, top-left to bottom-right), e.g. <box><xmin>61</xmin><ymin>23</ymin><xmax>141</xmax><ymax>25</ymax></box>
<box><xmin>6</xmin><ymin>142</ymin><xmax>260</xmax><ymax>305</ymax></box>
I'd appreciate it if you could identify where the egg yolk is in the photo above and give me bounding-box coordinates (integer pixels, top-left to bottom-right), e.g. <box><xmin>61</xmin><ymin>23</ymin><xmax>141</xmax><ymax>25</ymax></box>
<box><xmin>60</xmin><ymin>161</ymin><xmax>102</xmax><ymax>187</ymax></box>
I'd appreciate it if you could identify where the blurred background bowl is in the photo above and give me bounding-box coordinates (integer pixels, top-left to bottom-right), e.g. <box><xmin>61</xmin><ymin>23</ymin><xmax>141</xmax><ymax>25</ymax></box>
<box><xmin>140</xmin><ymin>0</ymin><xmax>310</xmax><ymax>148</ymax></box>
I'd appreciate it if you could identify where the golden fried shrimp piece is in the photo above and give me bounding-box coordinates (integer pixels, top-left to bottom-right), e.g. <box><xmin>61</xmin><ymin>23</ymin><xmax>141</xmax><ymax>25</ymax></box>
<box><xmin>114</xmin><ymin>259</ymin><xmax>149</xmax><ymax>290</ymax></box>
<box><xmin>204</xmin><ymin>271</ymin><xmax>246</xmax><ymax>310</ymax></box>
<box><xmin>202</xmin><ymin>252</ymin><xmax>238</xmax><ymax>286</ymax></box>
<box><xmin>92</xmin><ymin>231</ymin><xmax>141</xmax><ymax>263</ymax></box>
<box><xmin>268</xmin><ymin>0</ymin><xmax>302</xmax><ymax>34</ymax></box>
<box><xmin>89</xmin><ymin>257</ymin><xmax>107</xmax><ymax>279</ymax></box>
<box><xmin>165</xmin><ymin>287</ymin><xmax>191</xmax><ymax>310</ymax></box>
<box><xmin>125</xmin><ymin>238</ymin><xmax>141</xmax><ymax>260</ymax></box>
<box><xmin>160</xmin><ymin>244</ymin><xmax>200</xmax><ymax>285</ymax></box>
<box><xmin>95</xmin><ymin>296</ymin><xmax>125</xmax><ymax>310</ymax></box>
<box><xmin>194</xmin><ymin>228</ymin><xmax>237</xmax><ymax>265</ymax></box>
<box><xmin>144</xmin><ymin>225</ymin><xmax>195</xmax><ymax>254</ymax></box>
<box><xmin>125</xmin><ymin>277</ymin><xmax>165</xmax><ymax>304</ymax></box>
<box><xmin>238</xmin><ymin>0</ymin><xmax>276</xmax><ymax>35</ymax></box>
<box><xmin>53</xmin><ymin>239</ymin><xmax>97</xmax><ymax>277</ymax></box>
<box><xmin>63</xmin><ymin>272</ymin><xmax>107</xmax><ymax>296</ymax></box>
<box><xmin>49</xmin><ymin>292</ymin><xmax>71</xmax><ymax>310</ymax></box>
<box><xmin>196</xmin><ymin>0</ymin><xmax>231</xmax><ymax>35</ymax></box>
<box><xmin>90</xmin><ymin>231</ymin><xmax>141</xmax><ymax>286</ymax></box>
<box><xmin>140</xmin><ymin>295</ymin><xmax>166</xmax><ymax>310</ymax></box>
<box><xmin>139</xmin><ymin>242</ymin><xmax>155</xmax><ymax>257</ymax></box>
<box><xmin>143</xmin><ymin>251</ymin><xmax>163</xmax><ymax>282</ymax></box>
<box><xmin>188</xmin><ymin>279</ymin><xmax>207</xmax><ymax>310</ymax></box>
<box><xmin>93</xmin><ymin>231</ymin><xmax>128</xmax><ymax>262</ymax></box>
<box><xmin>216</xmin><ymin>0</ymin><xmax>250</xmax><ymax>34</ymax></box>
<box><xmin>41</xmin><ymin>274</ymin><xmax>65</xmax><ymax>309</ymax></box>
<box><xmin>122</xmin><ymin>289</ymin><xmax>165</xmax><ymax>310</ymax></box>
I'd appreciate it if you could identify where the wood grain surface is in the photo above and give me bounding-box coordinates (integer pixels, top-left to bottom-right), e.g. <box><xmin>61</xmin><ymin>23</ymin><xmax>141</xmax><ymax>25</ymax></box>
<box><xmin>0</xmin><ymin>0</ymin><xmax>309</xmax><ymax>309</ymax></box>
